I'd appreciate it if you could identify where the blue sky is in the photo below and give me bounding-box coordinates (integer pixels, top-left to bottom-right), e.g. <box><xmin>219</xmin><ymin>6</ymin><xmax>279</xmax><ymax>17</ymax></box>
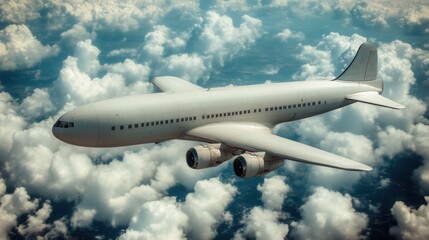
<box><xmin>0</xmin><ymin>1</ymin><xmax>428</xmax><ymax>239</ymax></box>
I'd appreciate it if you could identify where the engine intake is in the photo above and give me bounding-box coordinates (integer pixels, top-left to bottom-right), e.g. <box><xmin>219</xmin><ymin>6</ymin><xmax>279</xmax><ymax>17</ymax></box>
<box><xmin>233</xmin><ymin>153</ymin><xmax>284</xmax><ymax>178</ymax></box>
<box><xmin>186</xmin><ymin>144</ymin><xmax>234</xmax><ymax>169</ymax></box>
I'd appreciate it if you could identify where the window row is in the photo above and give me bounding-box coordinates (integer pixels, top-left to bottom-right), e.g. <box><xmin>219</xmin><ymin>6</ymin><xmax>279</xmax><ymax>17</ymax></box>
<box><xmin>111</xmin><ymin>116</ymin><xmax>197</xmax><ymax>131</ymax></box>
<box><xmin>202</xmin><ymin>109</ymin><xmax>262</xmax><ymax>119</ymax></box>
<box><xmin>265</xmin><ymin>100</ymin><xmax>323</xmax><ymax>112</ymax></box>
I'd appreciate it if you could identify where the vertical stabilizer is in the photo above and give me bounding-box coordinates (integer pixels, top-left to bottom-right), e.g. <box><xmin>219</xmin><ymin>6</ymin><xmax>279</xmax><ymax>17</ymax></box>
<box><xmin>335</xmin><ymin>43</ymin><xmax>378</xmax><ymax>82</ymax></box>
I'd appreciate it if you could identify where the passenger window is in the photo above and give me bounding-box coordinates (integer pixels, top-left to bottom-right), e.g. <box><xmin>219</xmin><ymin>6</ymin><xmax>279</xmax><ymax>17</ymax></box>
<box><xmin>180</xmin><ymin>118</ymin><xmax>184</xmax><ymax>122</ymax></box>
<box><xmin>128</xmin><ymin>124</ymin><xmax>132</xmax><ymax>129</ymax></box>
<box><xmin>274</xmin><ymin>107</ymin><xmax>278</xmax><ymax>110</ymax></box>
<box><xmin>151</xmin><ymin>122</ymin><xmax>154</xmax><ymax>126</ymax></box>
<box><xmin>120</xmin><ymin>125</ymin><xmax>124</xmax><ymax>130</ymax></box>
<box><xmin>239</xmin><ymin>111</ymin><xmax>242</xmax><ymax>115</ymax></box>
<box><xmin>270</xmin><ymin>107</ymin><xmax>273</xmax><ymax>111</ymax></box>
<box><xmin>265</xmin><ymin>108</ymin><xmax>268</xmax><ymax>111</ymax></box>
<box><xmin>155</xmin><ymin>121</ymin><xmax>159</xmax><ymax>125</ymax></box>
<box><xmin>207</xmin><ymin>115</ymin><xmax>210</xmax><ymax>119</ymax></box>
<box><xmin>160</xmin><ymin>121</ymin><xmax>164</xmax><ymax>124</ymax></box>
<box><xmin>70</xmin><ymin>122</ymin><xmax>74</xmax><ymax>128</ymax></box>
<box><xmin>293</xmin><ymin>104</ymin><xmax>296</xmax><ymax>108</ymax></box>
<box><xmin>228</xmin><ymin>113</ymin><xmax>231</xmax><ymax>116</ymax></box>
<box><xmin>111</xmin><ymin>126</ymin><xmax>115</xmax><ymax>131</ymax></box>
<box><xmin>176</xmin><ymin>119</ymin><xmax>180</xmax><ymax>122</ymax></box>
<box><xmin>146</xmin><ymin>122</ymin><xmax>150</xmax><ymax>126</ymax></box>
<box><xmin>313</xmin><ymin>102</ymin><xmax>316</xmax><ymax>105</ymax></box>
<box><xmin>223</xmin><ymin>113</ymin><xmax>226</xmax><ymax>117</ymax></box>
<box><xmin>193</xmin><ymin>117</ymin><xmax>196</xmax><ymax>120</ymax></box>
<box><xmin>318</xmin><ymin>101</ymin><xmax>321</xmax><ymax>104</ymax></box>
<box><xmin>185</xmin><ymin>117</ymin><xmax>189</xmax><ymax>121</ymax></box>
<box><xmin>170</xmin><ymin>119</ymin><xmax>174</xmax><ymax>123</ymax></box>
<box><xmin>298</xmin><ymin>104</ymin><xmax>301</xmax><ymax>107</ymax></box>
<box><xmin>135</xmin><ymin>124</ymin><xmax>138</xmax><ymax>128</ymax></box>
<box><xmin>259</xmin><ymin>109</ymin><xmax>261</xmax><ymax>112</ymax></box>
<box><xmin>211</xmin><ymin>114</ymin><xmax>214</xmax><ymax>118</ymax></box>
<box><xmin>303</xmin><ymin>103</ymin><xmax>306</xmax><ymax>107</ymax></box>
<box><xmin>202</xmin><ymin>115</ymin><xmax>205</xmax><ymax>119</ymax></box>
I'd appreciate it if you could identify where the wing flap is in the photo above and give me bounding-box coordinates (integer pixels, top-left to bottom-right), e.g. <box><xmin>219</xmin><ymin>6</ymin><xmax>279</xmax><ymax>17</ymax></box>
<box><xmin>346</xmin><ymin>91</ymin><xmax>404</xmax><ymax>109</ymax></box>
<box><xmin>153</xmin><ymin>76</ymin><xmax>204</xmax><ymax>93</ymax></box>
<box><xmin>186</xmin><ymin>123</ymin><xmax>372</xmax><ymax>171</ymax></box>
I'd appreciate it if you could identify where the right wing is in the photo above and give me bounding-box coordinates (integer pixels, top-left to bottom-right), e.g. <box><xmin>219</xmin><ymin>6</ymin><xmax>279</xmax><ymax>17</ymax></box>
<box><xmin>186</xmin><ymin>123</ymin><xmax>372</xmax><ymax>171</ymax></box>
<box><xmin>153</xmin><ymin>76</ymin><xmax>205</xmax><ymax>93</ymax></box>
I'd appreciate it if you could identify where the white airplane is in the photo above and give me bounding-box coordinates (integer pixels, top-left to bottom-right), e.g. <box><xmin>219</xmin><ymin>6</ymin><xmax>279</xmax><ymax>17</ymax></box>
<box><xmin>53</xmin><ymin>43</ymin><xmax>404</xmax><ymax>178</ymax></box>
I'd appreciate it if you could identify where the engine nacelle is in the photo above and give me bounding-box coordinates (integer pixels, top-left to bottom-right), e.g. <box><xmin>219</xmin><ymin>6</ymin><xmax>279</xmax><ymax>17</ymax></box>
<box><xmin>186</xmin><ymin>144</ymin><xmax>234</xmax><ymax>169</ymax></box>
<box><xmin>233</xmin><ymin>153</ymin><xmax>284</xmax><ymax>178</ymax></box>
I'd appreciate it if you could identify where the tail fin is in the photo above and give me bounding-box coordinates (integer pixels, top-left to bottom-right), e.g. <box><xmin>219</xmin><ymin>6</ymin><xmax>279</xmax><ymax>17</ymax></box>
<box><xmin>335</xmin><ymin>43</ymin><xmax>378</xmax><ymax>82</ymax></box>
<box><xmin>337</xmin><ymin>43</ymin><xmax>404</xmax><ymax>109</ymax></box>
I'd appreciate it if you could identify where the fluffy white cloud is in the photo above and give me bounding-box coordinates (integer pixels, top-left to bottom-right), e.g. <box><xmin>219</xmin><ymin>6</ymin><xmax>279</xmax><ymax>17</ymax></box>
<box><xmin>0</xmin><ymin>91</ymin><xmax>26</xmax><ymax>155</ymax></box>
<box><xmin>54</xmin><ymin>40</ymin><xmax>151</xmax><ymax>106</ymax></box>
<box><xmin>119</xmin><ymin>197</ymin><xmax>188</xmax><ymax>240</ymax></box>
<box><xmin>197</xmin><ymin>11</ymin><xmax>262</xmax><ymax>68</ymax></box>
<box><xmin>276</xmin><ymin>28</ymin><xmax>305</xmax><ymax>42</ymax></box>
<box><xmin>142</xmin><ymin>25</ymin><xmax>187</xmax><ymax>59</ymax></box>
<box><xmin>0</xmin><ymin>24</ymin><xmax>59</xmax><ymax>70</ymax></box>
<box><xmin>234</xmin><ymin>176</ymin><xmax>290</xmax><ymax>240</ymax></box>
<box><xmin>120</xmin><ymin>178</ymin><xmax>236</xmax><ymax>240</ymax></box>
<box><xmin>0</xmin><ymin>179</ymin><xmax>68</xmax><ymax>240</ymax></box>
<box><xmin>181</xmin><ymin>178</ymin><xmax>237</xmax><ymax>240</ymax></box>
<box><xmin>390</xmin><ymin>196</ymin><xmax>429</xmax><ymax>239</ymax></box>
<box><xmin>257</xmin><ymin>175</ymin><xmax>289</xmax><ymax>211</ymax></box>
<box><xmin>234</xmin><ymin>207</ymin><xmax>289</xmax><ymax>240</ymax></box>
<box><xmin>160</xmin><ymin>54</ymin><xmax>207</xmax><ymax>83</ymax></box>
<box><xmin>19</xmin><ymin>88</ymin><xmax>55</xmax><ymax>119</ymax></box>
<box><xmin>0</xmin><ymin>0</ymin><xmax>43</xmax><ymax>23</ymax></box>
<box><xmin>291</xmin><ymin>187</ymin><xmax>368</xmax><ymax>240</ymax></box>
<box><xmin>60</xmin><ymin>24</ymin><xmax>96</xmax><ymax>47</ymax></box>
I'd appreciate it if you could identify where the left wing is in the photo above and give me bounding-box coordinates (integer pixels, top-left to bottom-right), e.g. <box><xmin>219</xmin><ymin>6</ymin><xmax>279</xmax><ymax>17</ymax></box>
<box><xmin>153</xmin><ymin>76</ymin><xmax>205</xmax><ymax>93</ymax></box>
<box><xmin>185</xmin><ymin>123</ymin><xmax>372</xmax><ymax>171</ymax></box>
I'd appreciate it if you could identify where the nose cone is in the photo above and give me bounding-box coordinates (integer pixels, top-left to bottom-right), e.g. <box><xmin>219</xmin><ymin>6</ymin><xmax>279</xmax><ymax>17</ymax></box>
<box><xmin>52</xmin><ymin>114</ymin><xmax>75</xmax><ymax>144</ymax></box>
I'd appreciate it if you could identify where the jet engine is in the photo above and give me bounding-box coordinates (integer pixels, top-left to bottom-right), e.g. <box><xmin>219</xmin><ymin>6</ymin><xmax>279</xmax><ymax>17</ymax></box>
<box><xmin>186</xmin><ymin>144</ymin><xmax>235</xmax><ymax>169</ymax></box>
<box><xmin>233</xmin><ymin>153</ymin><xmax>284</xmax><ymax>178</ymax></box>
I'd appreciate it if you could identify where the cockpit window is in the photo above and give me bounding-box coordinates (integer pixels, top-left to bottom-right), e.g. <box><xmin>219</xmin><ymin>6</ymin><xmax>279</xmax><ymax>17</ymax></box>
<box><xmin>54</xmin><ymin>120</ymin><xmax>74</xmax><ymax>128</ymax></box>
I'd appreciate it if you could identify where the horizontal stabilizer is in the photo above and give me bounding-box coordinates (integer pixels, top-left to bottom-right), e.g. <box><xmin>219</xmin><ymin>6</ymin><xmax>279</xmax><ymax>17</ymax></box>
<box><xmin>346</xmin><ymin>91</ymin><xmax>404</xmax><ymax>109</ymax></box>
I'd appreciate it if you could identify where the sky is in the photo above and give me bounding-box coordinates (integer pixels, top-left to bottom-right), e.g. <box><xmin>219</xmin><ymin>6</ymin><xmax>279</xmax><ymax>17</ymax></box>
<box><xmin>0</xmin><ymin>0</ymin><xmax>428</xmax><ymax>239</ymax></box>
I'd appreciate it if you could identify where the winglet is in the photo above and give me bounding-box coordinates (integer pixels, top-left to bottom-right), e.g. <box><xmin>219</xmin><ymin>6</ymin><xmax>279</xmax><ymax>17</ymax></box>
<box><xmin>346</xmin><ymin>91</ymin><xmax>405</xmax><ymax>109</ymax></box>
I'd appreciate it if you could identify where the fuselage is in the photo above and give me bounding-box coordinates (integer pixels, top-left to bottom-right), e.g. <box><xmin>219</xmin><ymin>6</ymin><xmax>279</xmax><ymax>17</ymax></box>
<box><xmin>52</xmin><ymin>80</ymin><xmax>380</xmax><ymax>147</ymax></box>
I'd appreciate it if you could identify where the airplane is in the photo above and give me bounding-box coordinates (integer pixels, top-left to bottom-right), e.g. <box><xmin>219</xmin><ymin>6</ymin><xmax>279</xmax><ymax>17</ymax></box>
<box><xmin>53</xmin><ymin>43</ymin><xmax>404</xmax><ymax>178</ymax></box>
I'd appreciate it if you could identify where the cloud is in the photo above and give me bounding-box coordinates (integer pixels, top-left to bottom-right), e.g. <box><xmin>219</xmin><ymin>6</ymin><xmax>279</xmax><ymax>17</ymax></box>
<box><xmin>234</xmin><ymin>207</ymin><xmax>289</xmax><ymax>240</ymax></box>
<box><xmin>291</xmin><ymin>187</ymin><xmax>368</xmax><ymax>240</ymax></box>
<box><xmin>0</xmin><ymin>178</ymin><xmax>68</xmax><ymax>240</ymax></box>
<box><xmin>0</xmin><ymin>91</ymin><xmax>26</xmax><ymax>155</ymax></box>
<box><xmin>197</xmin><ymin>11</ymin><xmax>262</xmax><ymax>68</ymax></box>
<box><xmin>54</xmin><ymin>40</ymin><xmax>151</xmax><ymax>106</ymax></box>
<box><xmin>0</xmin><ymin>0</ymin><xmax>43</xmax><ymax>23</ymax></box>
<box><xmin>0</xmin><ymin>24</ymin><xmax>59</xmax><ymax>71</ymax></box>
<box><xmin>119</xmin><ymin>197</ymin><xmax>188</xmax><ymax>240</ymax></box>
<box><xmin>181</xmin><ymin>178</ymin><xmax>237</xmax><ymax>240</ymax></box>
<box><xmin>19</xmin><ymin>88</ymin><xmax>55</xmax><ymax>119</ymax></box>
<box><xmin>276</xmin><ymin>28</ymin><xmax>305</xmax><ymax>42</ymax></box>
<box><xmin>159</xmin><ymin>54</ymin><xmax>207</xmax><ymax>83</ymax></box>
<box><xmin>120</xmin><ymin>178</ymin><xmax>237</xmax><ymax>240</ymax></box>
<box><xmin>234</xmin><ymin>176</ymin><xmax>290</xmax><ymax>240</ymax></box>
<box><xmin>60</xmin><ymin>24</ymin><xmax>96</xmax><ymax>47</ymax></box>
<box><xmin>390</xmin><ymin>196</ymin><xmax>429</xmax><ymax>239</ymax></box>
<box><xmin>257</xmin><ymin>175</ymin><xmax>289</xmax><ymax>211</ymax></box>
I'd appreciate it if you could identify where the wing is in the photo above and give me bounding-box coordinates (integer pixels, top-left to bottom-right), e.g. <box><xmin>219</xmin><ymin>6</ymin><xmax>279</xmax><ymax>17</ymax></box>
<box><xmin>185</xmin><ymin>123</ymin><xmax>372</xmax><ymax>171</ymax></box>
<box><xmin>153</xmin><ymin>76</ymin><xmax>205</xmax><ymax>93</ymax></box>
